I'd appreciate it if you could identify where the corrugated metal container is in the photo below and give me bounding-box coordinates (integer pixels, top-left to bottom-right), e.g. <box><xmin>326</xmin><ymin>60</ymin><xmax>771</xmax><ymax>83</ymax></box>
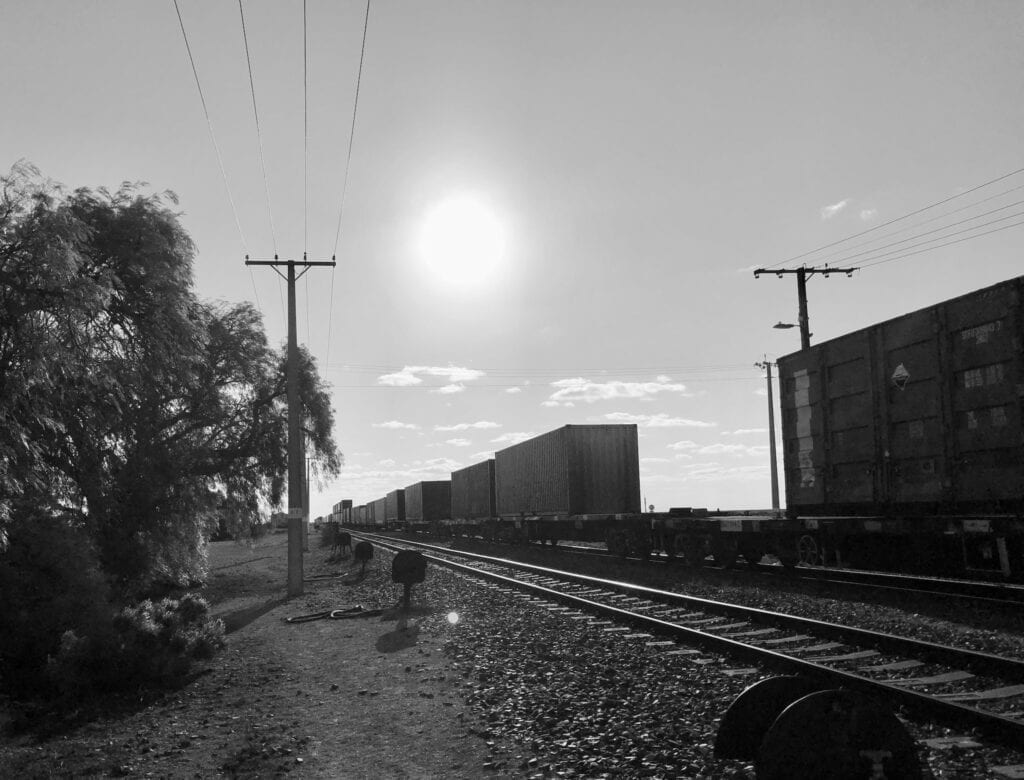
<box><xmin>451</xmin><ymin>460</ymin><xmax>496</xmax><ymax>519</ymax></box>
<box><xmin>495</xmin><ymin>424</ymin><xmax>641</xmax><ymax>516</ymax></box>
<box><xmin>778</xmin><ymin>275</ymin><xmax>1024</xmax><ymax>514</ymax></box>
<box><xmin>404</xmin><ymin>481</ymin><xmax>452</xmax><ymax>521</ymax></box>
<box><xmin>386</xmin><ymin>489</ymin><xmax>406</xmax><ymax>525</ymax></box>
<box><xmin>372</xmin><ymin>497</ymin><xmax>387</xmax><ymax>526</ymax></box>
<box><xmin>356</xmin><ymin>504</ymin><xmax>366</xmax><ymax>524</ymax></box>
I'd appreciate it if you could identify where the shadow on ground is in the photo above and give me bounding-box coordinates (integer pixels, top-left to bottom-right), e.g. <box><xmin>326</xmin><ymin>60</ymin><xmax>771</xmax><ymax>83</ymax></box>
<box><xmin>219</xmin><ymin>596</ymin><xmax>288</xmax><ymax>634</ymax></box>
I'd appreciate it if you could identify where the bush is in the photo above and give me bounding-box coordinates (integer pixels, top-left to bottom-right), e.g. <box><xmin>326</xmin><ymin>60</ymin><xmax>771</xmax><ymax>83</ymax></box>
<box><xmin>0</xmin><ymin>515</ymin><xmax>112</xmax><ymax>698</ymax></box>
<box><xmin>0</xmin><ymin>515</ymin><xmax>225</xmax><ymax>703</ymax></box>
<box><xmin>46</xmin><ymin>593</ymin><xmax>225</xmax><ymax>697</ymax></box>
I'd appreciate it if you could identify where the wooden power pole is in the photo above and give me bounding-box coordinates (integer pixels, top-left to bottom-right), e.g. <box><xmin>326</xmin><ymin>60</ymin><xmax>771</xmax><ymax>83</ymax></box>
<box><xmin>246</xmin><ymin>253</ymin><xmax>335</xmax><ymax>596</ymax></box>
<box><xmin>753</xmin><ymin>265</ymin><xmax>858</xmax><ymax>349</ymax></box>
<box><xmin>754</xmin><ymin>358</ymin><xmax>780</xmax><ymax>513</ymax></box>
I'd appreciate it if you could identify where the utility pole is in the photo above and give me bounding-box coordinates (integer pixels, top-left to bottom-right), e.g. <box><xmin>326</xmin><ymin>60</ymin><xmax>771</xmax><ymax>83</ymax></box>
<box><xmin>246</xmin><ymin>253</ymin><xmax>335</xmax><ymax>596</ymax></box>
<box><xmin>753</xmin><ymin>265</ymin><xmax>858</xmax><ymax>349</ymax></box>
<box><xmin>754</xmin><ymin>358</ymin><xmax>781</xmax><ymax>513</ymax></box>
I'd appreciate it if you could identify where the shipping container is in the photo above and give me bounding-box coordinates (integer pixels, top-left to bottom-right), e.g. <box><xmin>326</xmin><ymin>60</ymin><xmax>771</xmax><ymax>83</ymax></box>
<box><xmin>372</xmin><ymin>497</ymin><xmax>387</xmax><ymax>527</ymax></box>
<box><xmin>495</xmin><ymin>424</ymin><xmax>641</xmax><ymax>517</ymax></box>
<box><xmin>778</xmin><ymin>276</ymin><xmax>1024</xmax><ymax>516</ymax></box>
<box><xmin>386</xmin><ymin>489</ymin><xmax>406</xmax><ymax>527</ymax></box>
<box><xmin>451</xmin><ymin>460</ymin><xmax>496</xmax><ymax>520</ymax></box>
<box><xmin>404</xmin><ymin>481</ymin><xmax>452</xmax><ymax>524</ymax></box>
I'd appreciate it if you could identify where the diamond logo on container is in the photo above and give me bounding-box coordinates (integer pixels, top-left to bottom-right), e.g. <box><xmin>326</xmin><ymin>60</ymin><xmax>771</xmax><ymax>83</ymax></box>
<box><xmin>891</xmin><ymin>363</ymin><xmax>910</xmax><ymax>390</ymax></box>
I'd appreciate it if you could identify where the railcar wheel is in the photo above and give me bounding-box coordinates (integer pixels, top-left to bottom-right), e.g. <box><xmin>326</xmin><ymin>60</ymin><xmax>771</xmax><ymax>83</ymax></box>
<box><xmin>606</xmin><ymin>529</ymin><xmax>629</xmax><ymax>558</ymax></box>
<box><xmin>630</xmin><ymin>532</ymin><xmax>653</xmax><ymax>562</ymax></box>
<box><xmin>682</xmin><ymin>536</ymin><xmax>707</xmax><ymax>567</ymax></box>
<box><xmin>712</xmin><ymin>538</ymin><xmax>738</xmax><ymax>569</ymax></box>
<box><xmin>741</xmin><ymin>544</ymin><xmax>764</xmax><ymax>565</ymax></box>
<box><xmin>775</xmin><ymin>540</ymin><xmax>799</xmax><ymax>569</ymax></box>
<box><xmin>797</xmin><ymin>534</ymin><xmax>820</xmax><ymax>566</ymax></box>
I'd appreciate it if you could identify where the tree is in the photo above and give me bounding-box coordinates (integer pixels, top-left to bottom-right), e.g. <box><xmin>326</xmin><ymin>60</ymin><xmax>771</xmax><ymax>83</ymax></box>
<box><xmin>0</xmin><ymin>164</ymin><xmax>341</xmax><ymax>591</ymax></box>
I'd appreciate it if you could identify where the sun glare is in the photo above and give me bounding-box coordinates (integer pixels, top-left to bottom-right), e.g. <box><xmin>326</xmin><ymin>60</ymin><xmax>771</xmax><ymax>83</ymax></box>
<box><xmin>418</xmin><ymin>195</ymin><xmax>505</xmax><ymax>290</ymax></box>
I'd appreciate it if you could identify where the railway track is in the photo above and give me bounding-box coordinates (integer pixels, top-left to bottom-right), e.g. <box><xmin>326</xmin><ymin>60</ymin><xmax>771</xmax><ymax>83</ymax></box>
<box><xmin>357</xmin><ymin>531</ymin><xmax>1024</xmax><ymax>753</ymax></box>
<box><xmin>416</xmin><ymin>534</ymin><xmax>1024</xmax><ymax>609</ymax></box>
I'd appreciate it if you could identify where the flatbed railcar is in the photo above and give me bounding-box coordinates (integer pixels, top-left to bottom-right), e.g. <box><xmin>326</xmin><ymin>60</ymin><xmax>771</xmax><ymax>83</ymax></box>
<box><xmin>776</xmin><ymin>275</ymin><xmax>1024</xmax><ymax>578</ymax></box>
<box><xmin>333</xmin><ymin>283</ymin><xmax>1024</xmax><ymax>580</ymax></box>
<box><xmin>404</xmin><ymin>481</ymin><xmax>451</xmax><ymax>534</ymax></box>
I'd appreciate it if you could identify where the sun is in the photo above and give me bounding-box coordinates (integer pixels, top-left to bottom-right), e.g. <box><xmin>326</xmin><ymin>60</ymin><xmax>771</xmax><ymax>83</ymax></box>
<box><xmin>417</xmin><ymin>195</ymin><xmax>505</xmax><ymax>290</ymax></box>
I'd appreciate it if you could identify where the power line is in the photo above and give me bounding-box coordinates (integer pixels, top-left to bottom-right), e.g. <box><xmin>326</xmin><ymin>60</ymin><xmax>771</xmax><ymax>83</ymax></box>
<box><xmin>825</xmin><ymin>201</ymin><xmax>1024</xmax><ymax>266</ymax></box>
<box><xmin>331</xmin><ymin>0</ymin><xmax>372</xmax><ymax>257</ymax></box>
<box><xmin>172</xmin><ymin>0</ymin><xmax>249</xmax><ymax>258</ymax></box>
<box><xmin>238</xmin><ymin>0</ymin><xmax>278</xmax><ymax>257</ymax></box>
<box><xmin>173</xmin><ymin>0</ymin><xmax>260</xmax><ymax>315</ymax></box>
<box><xmin>818</xmin><ymin>184</ymin><xmax>1024</xmax><ymax>260</ymax></box>
<box><xmin>765</xmin><ymin>165</ymin><xmax>1024</xmax><ymax>270</ymax></box>
<box><xmin>327</xmin><ymin>0</ymin><xmax>372</xmax><ymax>368</ymax></box>
<box><xmin>303</xmin><ymin>0</ymin><xmax>309</xmax><ymax>256</ymax></box>
<box><xmin>858</xmin><ymin>218</ymin><xmax>1024</xmax><ymax>271</ymax></box>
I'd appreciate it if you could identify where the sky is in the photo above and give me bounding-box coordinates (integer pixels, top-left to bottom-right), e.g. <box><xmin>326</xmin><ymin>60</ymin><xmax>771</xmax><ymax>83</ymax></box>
<box><xmin>4</xmin><ymin>1</ymin><xmax>1023</xmax><ymax>519</ymax></box>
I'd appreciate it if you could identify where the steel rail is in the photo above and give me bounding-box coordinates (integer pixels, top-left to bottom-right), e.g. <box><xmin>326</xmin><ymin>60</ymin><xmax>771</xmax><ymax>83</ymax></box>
<box><xmin>550</xmin><ymin>539</ymin><xmax>1024</xmax><ymax>606</ymax></box>
<box><xmin>356</xmin><ymin>532</ymin><xmax>1024</xmax><ymax>749</ymax></box>
<box><xmin>360</xmin><ymin>533</ymin><xmax>1024</xmax><ymax>680</ymax></box>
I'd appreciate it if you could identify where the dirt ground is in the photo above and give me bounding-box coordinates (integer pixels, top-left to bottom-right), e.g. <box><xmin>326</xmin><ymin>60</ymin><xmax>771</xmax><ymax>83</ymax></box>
<box><xmin>0</xmin><ymin>531</ymin><xmax>520</xmax><ymax>778</ymax></box>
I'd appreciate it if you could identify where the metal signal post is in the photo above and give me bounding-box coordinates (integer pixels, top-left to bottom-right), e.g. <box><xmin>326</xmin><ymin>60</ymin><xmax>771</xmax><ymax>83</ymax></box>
<box><xmin>246</xmin><ymin>254</ymin><xmax>335</xmax><ymax>596</ymax></box>
<box><xmin>753</xmin><ymin>265</ymin><xmax>858</xmax><ymax>350</ymax></box>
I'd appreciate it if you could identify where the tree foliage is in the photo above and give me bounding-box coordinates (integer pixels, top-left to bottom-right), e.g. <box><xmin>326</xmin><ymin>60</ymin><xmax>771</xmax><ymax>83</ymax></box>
<box><xmin>0</xmin><ymin>162</ymin><xmax>340</xmax><ymax>592</ymax></box>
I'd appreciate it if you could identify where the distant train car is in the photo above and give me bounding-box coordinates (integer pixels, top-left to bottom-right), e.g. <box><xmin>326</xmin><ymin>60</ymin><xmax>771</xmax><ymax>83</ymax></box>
<box><xmin>778</xmin><ymin>275</ymin><xmax>1024</xmax><ymax>577</ymax></box>
<box><xmin>405</xmin><ymin>481</ymin><xmax>451</xmax><ymax>534</ymax></box>
<box><xmin>386</xmin><ymin>489</ymin><xmax>406</xmax><ymax>530</ymax></box>
<box><xmin>491</xmin><ymin>424</ymin><xmax>641</xmax><ymax>542</ymax></box>
<box><xmin>450</xmin><ymin>459</ymin><xmax>496</xmax><ymax>536</ymax></box>
<box><xmin>372</xmin><ymin>496</ymin><xmax>387</xmax><ymax>529</ymax></box>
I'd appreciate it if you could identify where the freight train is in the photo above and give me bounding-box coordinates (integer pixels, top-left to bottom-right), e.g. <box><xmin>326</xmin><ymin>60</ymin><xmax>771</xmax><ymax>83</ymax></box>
<box><xmin>333</xmin><ymin>276</ymin><xmax>1024</xmax><ymax>580</ymax></box>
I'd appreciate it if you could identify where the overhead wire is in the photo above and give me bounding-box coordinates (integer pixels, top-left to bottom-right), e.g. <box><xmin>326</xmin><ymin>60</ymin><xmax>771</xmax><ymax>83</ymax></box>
<box><xmin>857</xmin><ymin>218</ymin><xmax>1024</xmax><ymax>271</ymax></box>
<box><xmin>326</xmin><ymin>0</ymin><xmax>372</xmax><ymax>367</ymax></box>
<box><xmin>823</xmin><ymin>201</ymin><xmax>1024</xmax><ymax>266</ymax></box>
<box><xmin>172</xmin><ymin>0</ymin><xmax>261</xmax><ymax>312</ymax></box>
<box><xmin>238</xmin><ymin>0</ymin><xmax>278</xmax><ymax>258</ymax></box>
<box><xmin>816</xmin><ymin>184</ymin><xmax>1024</xmax><ymax>260</ymax></box>
<box><xmin>764</xmin><ymin>165</ymin><xmax>1024</xmax><ymax>270</ymax></box>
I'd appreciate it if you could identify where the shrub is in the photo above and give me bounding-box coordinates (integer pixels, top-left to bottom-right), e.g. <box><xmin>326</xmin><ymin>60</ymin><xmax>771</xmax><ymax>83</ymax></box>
<box><xmin>47</xmin><ymin>593</ymin><xmax>225</xmax><ymax>696</ymax></box>
<box><xmin>0</xmin><ymin>515</ymin><xmax>112</xmax><ymax>698</ymax></box>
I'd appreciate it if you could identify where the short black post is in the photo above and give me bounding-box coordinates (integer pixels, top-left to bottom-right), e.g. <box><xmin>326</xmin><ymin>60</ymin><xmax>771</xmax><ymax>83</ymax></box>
<box><xmin>391</xmin><ymin>550</ymin><xmax>427</xmax><ymax>612</ymax></box>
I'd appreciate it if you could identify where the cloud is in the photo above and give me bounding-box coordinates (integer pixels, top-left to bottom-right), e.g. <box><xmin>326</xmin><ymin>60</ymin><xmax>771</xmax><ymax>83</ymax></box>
<box><xmin>435</xmin><ymin>383</ymin><xmax>466</xmax><ymax>394</ymax></box>
<box><xmin>721</xmin><ymin>428</ymin><xmax>767</xmax><ymax>436</ymax></box>
<box><xmin>641</xmin><ymin>457</ymin><xmax>671</xmax><ymax>464</ymax></box>
<box><xmin>668</xmin><ymin>440</ymin><xmax>699</xmax><ymax>451</ymax></box>
<box><xmin>545</xmin><ymin>376</ymin><xmax>690</xmax><ymax>406</ymax></box>
<box><xmin>860</xmin><ymin>208</ymin><xmax>878</xmax><ymax>221</ymax></box>
<box><xmin>754</xmin><ymin>388</ymin><xmax>768</xmax><ymax>397</ymax></box>
<box><xmin>676</xmin><ymin>463</ymin><xmax>769</xmax><ymax>483</ymax></box>
<box><xmin>377</xmin><ymin>365</ymin><xmax>485</xmax><ymax>387</ymax></box>
<box><xmin>377</xmin><ymin>458</ymin><xmax>395</xmax><ymax>467</ymax></box>
<box><xmin>697</xmin><ymin>443</ymin><xmax>769</xmax><ymax>457</ymax></box>
<box><xmin>505</xmin><ymin>387</ymin><xmax>523</xmax><ymax>394</ymax></box>
<box><xmin>445</xmin><ymin>438</ymin><xmax>471</xmax><ymax>447</ymax></box>
<box><xmin>435</xmin><ymin>421</ymin><xmax>501</xmax><ymax>432</ymax></box>
<box><xmin>820</xmin><ymin>199</ymin><xmax>850</xmax><ymax>220</ymax></box>
<box><xmin>491</xmin><ymin>432</ymin><xmax>536</xmax><ymax>446</ymax></box>
<box><xmin>736</xmin><ymin>263</ymin><xmax>763</xmax><ymax>274</ymax></box>
<box><xmin>373</xmin><ymin>420</ymin><xmax>420</xmax><ymax>430</ymax></box>
<box><xmin>604</xmin><ymin>412</ymin><xmax>715</xmax><ymax>428</ymax></box>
